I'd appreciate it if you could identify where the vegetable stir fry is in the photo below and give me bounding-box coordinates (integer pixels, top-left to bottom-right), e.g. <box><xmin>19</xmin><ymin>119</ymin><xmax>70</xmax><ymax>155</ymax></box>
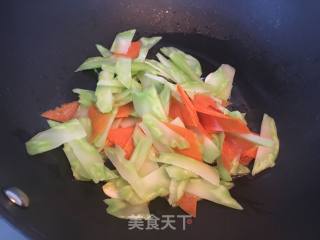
<box><xmin>26</xmin><ymin>30</ymin><xmax>279</xmax><ymax>219</ymax></box>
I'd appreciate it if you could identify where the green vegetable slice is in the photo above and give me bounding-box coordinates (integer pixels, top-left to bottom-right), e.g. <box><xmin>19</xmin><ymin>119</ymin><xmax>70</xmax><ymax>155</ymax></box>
<box><xmin>110</xmin><ymin>29</ymin><xmax>136</xmax><ymax>54</ymax></box>
<box><xmin>26</xmin><ymin>119</ymin><xmax>86</xmax><ymax>155</ymax></box>
<box><xmin>157</xmin><ymin>153</ymin><xmax>220</xmax><ymax>186</ymax></box>
<box><xmin>185</xmin><ymin>179</ymin><xmax>242</xmax><ymax>210</ymax></box>
<box><xmin>252</xmin><ymin>114</ymin><xmax>279</xmax><ymax>175</ymax></box>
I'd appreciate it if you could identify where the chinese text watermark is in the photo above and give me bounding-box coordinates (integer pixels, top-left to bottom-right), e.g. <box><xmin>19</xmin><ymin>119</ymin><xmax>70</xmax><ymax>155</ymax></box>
<box><xmin>128</xmin><ymin>214</ymin><xmax>193</xmax><ymax>231</ymax></box>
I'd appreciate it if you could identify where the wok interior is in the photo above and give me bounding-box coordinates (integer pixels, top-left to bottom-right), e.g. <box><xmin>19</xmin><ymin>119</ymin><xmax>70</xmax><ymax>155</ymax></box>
<box><xmin>1</xmin><ymin>1</ymin><xmax>319</xmax><ymax>239</ymax></box>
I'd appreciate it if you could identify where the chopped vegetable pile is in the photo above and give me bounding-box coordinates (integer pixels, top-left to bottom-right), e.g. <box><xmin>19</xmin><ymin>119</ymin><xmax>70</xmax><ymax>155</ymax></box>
<box><xmin>25</xmin><ymin>29</ymin><xmax>279</xmax><ymax>219</ymax></box>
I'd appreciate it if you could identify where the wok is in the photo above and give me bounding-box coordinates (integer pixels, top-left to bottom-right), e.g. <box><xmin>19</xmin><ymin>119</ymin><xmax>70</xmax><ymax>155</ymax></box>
<box><xmin>1</xmin><ymin>0</ymin><xmax>320</xmax><ymax>239</ymax></box>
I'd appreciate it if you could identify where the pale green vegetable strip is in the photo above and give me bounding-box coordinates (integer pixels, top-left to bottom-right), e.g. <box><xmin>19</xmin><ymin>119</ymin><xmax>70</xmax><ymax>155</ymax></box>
<box><xmin>168</xmin><ymin>179</ymin><xmax>179</xmax><ymax>206</ymax></box>
<box><xmin>156</xmin><ymin>53</ymin><xmax>190</xmax><ymax>83</ymax></box>
<box><xmin>105</xmin><ymin>147</ymin><xmax>145</xmax><ymax>198</ymax></box>
<box><xmin>116</xmin><ymin>57</ymin><xmax>132</xmax><ymax>89</ymax></box>
<box><xmin>95</xmin><ymin>86</ymin><xmax>113</xmax><ymax>113</ymax></box>
<box><xmin>110</xmin><ymin>29</ymin><xmax>136</xmax><ymax>54</ymax></box>
<box><xmin>47</xmin><ymin>120</ymin><xmax>60</xmax><ymax>128</ymax></box>
<box><xmin>139</xmin><ymin>123</ymin><xmax>173</xmax><ymax>153</ymax></box>
<box><xmin>104</xmin><ymin>198</ymin><xmax>150</xmax><ymax>220</ymax></box>
<box><xmin>158</xmin><ymin>153</ymin><xmax>220</xmax><ymax>186</ymax></box>
<box><xmin>132</xmin><ymin>86</ymin><xmax>168</xmax><ymax>121</ymax></box>
<box><xmin>139</xmin><ymin>73</ymin><xmax>179</xmax><ymax>99</ymax></box>
<box><xmin>26</xmin><ymin>119</ymin><xmax>86</xmax><ymax>155</ymax></box>
<box><xmin>75</xmin><ymin>57</ymin><xmax>115</xmax><ymax>72</ymax></box>
<box><xmin>68</xmin><ymin>139</ymin><xmax>117</xmax><ymax>183</ymax></box>
<box><xmin>229</xmin><ymin>154</ymin><xmax>240</xmax><ymax>175</ymax></box>
<box><xmin>113</xmin><ymin>89</ymin><xmax>132</xmax><ymax>107</ymax></box>
<box><xmin>138</xmin><ymin>157</ymin><xmax>159</xmax><ymax>177</ymax></box>
<box><xmin>205</xmin><ymin>64</ymin><xmax>235</xmax><ymax>100</ymax></box>
<box><xmin>102</xmin><ymin>178</ymin><xmax>128</xmax><ymax>198</ymax></box>
<box><xmin>141</xmin><ymin>166</ymin><xmax>170</xmax><ymax>200</ymax></box>
<box><xmin>102</xmin><ymin>181</ymin><xmax>120</xmax><ymax>198</ymax></box>
<box><xmin>181</xmin><ymin>81</ymin><xmax>215</xmax><ymax>99</ymax></box>
<box><xmin>215</xmin><ymin>133</ymin><xmax>232</xmax><ymax>182</ymax></box>
<box><xmin>139</xmin><ymin>72</ymin><xmax>163</xmax><ymax>91</ymax></box>
<box><xmin>132</xmin><ymin>61</ymin><xmax>157</xmax><ymax>75</ymax></box>
<box><xmin>161</xmin><ymin>47</ymin><xmax>202</xmax><ymax>82</ymax></box>
<box><xmin>165</xmin><ymin>165</ymin><xmax>198</xmax><ymax>181</ymax></box>
<box><xmin>138</xmin><ymin>147</ymin><xmax>159</xmax><ymax>176</ymax></box>
<box><xmin>105</xmin><ymin>147</ymin><xmax>169</xmax><ymax>201</ymax></box>
<box><xmin>129</xmin><ymin>136</ymin><xmax>153</xmax><ymax>170</ymax></box>
<box><xmin>118</xmin><ymin>185</ymin><xmax>147</xmax><ymax>205</ymax></box>
<box><xmin>98</xmin><ymin>70</ymin><xmax>122</xmax><ymax>88</ymax></box>
<box><xmin>252</xmin><ymin>114</ymin><xmax>279</xmax><ymax>175</ymax></box>
<box><xmin>143</xmin><ymin>114</ymin><xmax>189</xmax><ymax>149</ymax></box>
<box><xmin>176</xmin><ymin>180</ymin><xmax>188</xmax><ymax>202</ymax></box>
<box><xmin>63</xmin><ymin>143</ymin><xmax>91</xmax><ymax>181</ymax></box>
<box><xmin>78</xmin><ymin>117</ymin><xmax>92</xmax><ymax>138</ymax></box>
<box><xmin>185</xmin><ymin>179</ymin><xmax>242</xmax><ymax>210</ymax></box>
<box><xmin>232</xmin><ymin>132</ymin><xmax>273</xmax><ymax>148</ymax></box>
<box><xmin>137</xmin><ymin>36</ymin><xmax>162</xmax><ymax>61</ymax></box>
<box><xmin>159</xmin><ymin>85</ymin><xmax>171</xmax><ymax>116</ymax></box>
<box><xmin>132</xmin><ymin>125</ymin><xmax>146</xmax><ymax>145</ymax></box>
<box><xmin>232</xmin><ymin>164</ymin><xmax>250</xmax><ymax>176</ymax></box>
<box><xmin>72</xmin><ymin>88</ymin><xmax>96</xmax><ymax>107</ymax></box>
<box><xmin>221</xmin><ymin>181</ymin><xmax>234</xmax><ymax>190</ymax></box>
<box><xmin>145</xmin><ymin>59</ymin><xmax>172</xmax><ymax>80</ymax></box>
<box><xmin>202</xmin><ymin>136</ymin><xmax>220</xmax><ymax>164</ymax></box>
<box><xmin>96</xmin><ymin>44</ymin><xmax>112</xmax><ymax>57</ymax></box>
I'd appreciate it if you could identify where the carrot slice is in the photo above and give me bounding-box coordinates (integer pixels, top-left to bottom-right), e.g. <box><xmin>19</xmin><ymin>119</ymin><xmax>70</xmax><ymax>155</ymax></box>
<box><xmin>165</xmin><ymin>122</ymin><xmax>202</xmax><ymax>161</ymax></box>
<box><xmin>116</xmin><ymin>103</ymin><xmax>134</xmax><ymax>118</ymax></box>
<box><xmin>123</xmin><ymin>138</ymin><xmax>135</xmax><ymax>159</ymax></box>
<box><xmin>113</xmin><ymin>41</ymin><xmax>141</xmax><ymax>59</ymax></box>
<box><xmin>177</xmin><ymin>193</ymin><xmax>199</xmax><ymax>217</ymax></box>
<box><xmin>198</xmin><ymin>113</ymin><xmax>223</xmax><ymax>133</ymax></box>
<box><xmin>193</xmin><ymin>94</ymin><xmax>229</xmax><ymax>119</ymax></box>
<box><xmin>198</xmin><ymin>112</ymin><xmax>250</xmax><ymax>134</ymax></box>
<box><xmin>107</xmin><ymin>127</ymin><xmax>135</xmax><ymax>147</ymax></box>
<box><xmin>240</xmin><ymin>146</ymin><xmax>258</xmax><ymax>165</ymax></box>
<box><xmin>107</xmin><ymin>127</ymin><xmax>135</xmax><ymax>159</ymax></box>
<box><xmin>169</xmin><ymin>97</ymin><xmax>184</xmax><ymax>120</ymax></box>
<box><xmin>193</xmin><ymin>94</ymin><xmax>221</xmax><ymax>111</ymax></box>
<box><xmin>41</xmin><ymin>101</ymin><xmax>79</xmax><ymax>122</ymax></box>
<box><xmin>221</xmin><ymin>135</ymin><xmax>242</xmax><ymax>171</ymax></box>
<box><xmin>88</xmin><ymin>105</ymin><xmax>110</xmax><ymax>142</ymax></box>
<box><xmin>176</xmin><ymin>85</ymin><xmax>200</xmax><ymax>128</ymax></box>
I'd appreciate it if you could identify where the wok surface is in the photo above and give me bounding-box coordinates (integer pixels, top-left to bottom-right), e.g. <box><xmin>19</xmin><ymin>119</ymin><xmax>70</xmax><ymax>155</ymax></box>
<box><xmin>1</xmin><ymin>0</ymin><xmax>320</xmax><ymax>239</ymax></box>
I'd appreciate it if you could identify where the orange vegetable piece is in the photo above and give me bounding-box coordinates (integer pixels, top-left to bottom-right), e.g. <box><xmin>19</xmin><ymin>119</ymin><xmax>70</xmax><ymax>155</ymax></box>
<box><xmin>113</xmin><ymin>41</ymin><xmax>141</xmax><ymax>59</ymax></box>
<box><xmin>123</xmin><ymin>138</ymin><xmax>135</xmax><ymax>159</ymax></box>
<box><xmin>198</xmin><ymin>112</ymin><xmax>250</xmax><ymax>134</ymax></box>
<box><xmin>176</xmin><ymin>85</ymin><xmax>200</xmax><ymax>128</ymax></box>
<box><xmin>169</xmin><ymin>97</ymin><xmax>184</xmax><ymax>120</ymax></box>
<box><xmin>116</xmin><ymin>103</ymin><xmax>134</xmax><ymax>118</ymax></box>
<box><xmin>41</xmin><ymin>101</ymin><xmax>79</xmax><ymax>122</ymax></box>
<box><xmin>198</xmin><ymin>113</ymin><xmax>224</xmax><ymax>133</ymax></box>
<box><xmin>107</xmin><ymin>127</ymin><xmax>135</xmax><ymax>147</ymax></box>
<box><xmin>193</xmin><ymin>94</ymin><xmax>229</xmax><ymax>119</ymax></box>
<box><xmin>107</xmin><ymin>127</ymin><xmax>135</xmax><ymax>160</ymax></box>
<box><xmin>240</xmin><ymin>146</ymin><xmax>258</xmax><ymax>165</ymax></box>
<box><xmin>177</xmin><ymin>193</ymin><xmax>199</xmax><ymax>217</ymax></box>
<box><xmin>88</xmin><ymin>105</ymin><xmax>110</xmax><ymax>142</ymax></box>
<box><xmin>221</xmin><ymin>136</ymin><xmax>242</xmax><ymax>171</ymax></box>
<box><xmin>165</xmin><ymin>122</ymin><xmax>202</xmax><ymax>161</ymax></box>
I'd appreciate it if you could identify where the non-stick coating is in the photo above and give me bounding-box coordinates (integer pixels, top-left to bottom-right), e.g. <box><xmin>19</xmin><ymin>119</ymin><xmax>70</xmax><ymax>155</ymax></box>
<box><xmin>1</xmin><ymin>0</ymin><xmax>320</xmax><ymax>239</ymax></box>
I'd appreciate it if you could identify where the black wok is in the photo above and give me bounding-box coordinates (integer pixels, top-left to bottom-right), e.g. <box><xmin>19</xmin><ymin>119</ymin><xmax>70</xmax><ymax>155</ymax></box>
<box><xmin>1</xmin><ymin>0</ymin><xmax>320</xmax><ymax>239</ymax></box>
